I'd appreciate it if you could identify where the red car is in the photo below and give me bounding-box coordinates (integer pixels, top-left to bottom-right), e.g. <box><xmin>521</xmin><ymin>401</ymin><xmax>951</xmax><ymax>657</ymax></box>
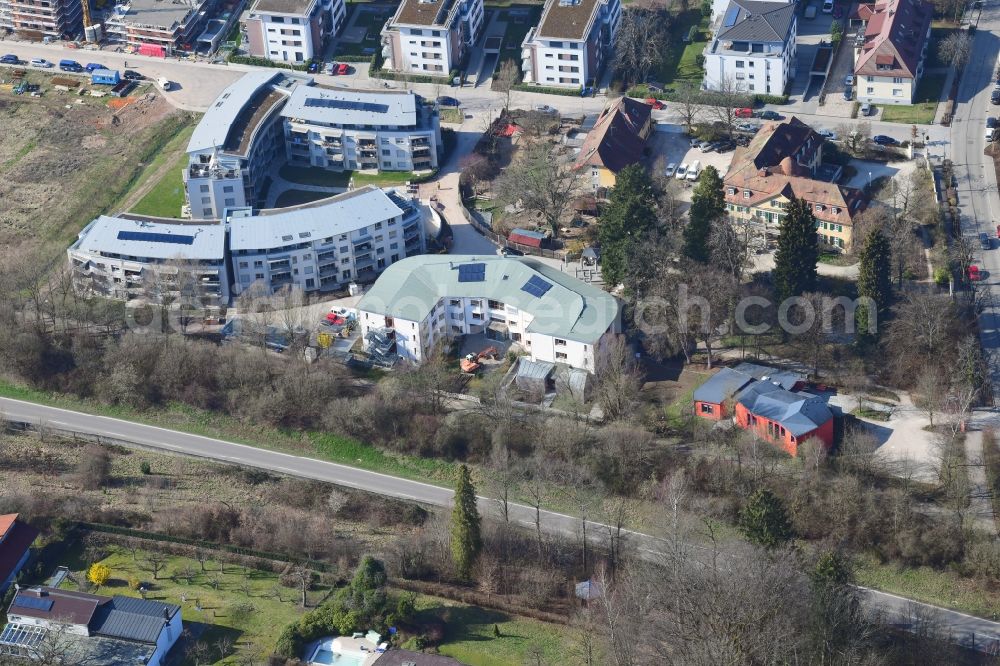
<box><xmin>645</xmin><ymin>97</ymin><xmax>665</xmax><ymax>110</ymax></box>
<box><xmin>969</xmin><ymin>265</ymin><xmax>983</xmax><ymax>281</ymax></box>
<box><xmin>337</xmin><ymin>63</ymin><xmax>350</xmax><ymax>75</ymax></box>
<box><xmin>995</xmin><ymin>223</ymin><xmax>1000</xmax><ymax>238</ymax></box>
<box><xmin>735</xmin><ymin>107</ymin><xmax>753</xmax><ymax>118</ymax></box>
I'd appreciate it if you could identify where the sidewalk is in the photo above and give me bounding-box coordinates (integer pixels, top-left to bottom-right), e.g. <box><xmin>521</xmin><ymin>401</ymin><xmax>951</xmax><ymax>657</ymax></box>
<box><xmin>933</xmin><ymin>64</ymin><xmax>958</xmax><ymax>125</ymax></box>
<box><xmin>964</xmin><ymin>430</ymin><xmax>998</xmax><ymax>535</ymax></box>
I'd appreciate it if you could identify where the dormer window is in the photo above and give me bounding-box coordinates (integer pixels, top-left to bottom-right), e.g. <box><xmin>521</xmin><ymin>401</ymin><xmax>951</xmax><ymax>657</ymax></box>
<box><xmin>815</xmin><ymin>204</ymin><xmax>824</xmax><ymax>212</ymax></box>
<box><xmin>832</xmin><ymin>206</ymin><xmax>840</xmax><ymax>214</ymax></box>
<box><xmin>727</xmin><ymin>187</ymin><xmax>737</xmax><ymax>195</ymax></box>
<box><xmin>744</xmin><ymin>190</ymin><xmax>751</xmax><ymax>199</ymax></box>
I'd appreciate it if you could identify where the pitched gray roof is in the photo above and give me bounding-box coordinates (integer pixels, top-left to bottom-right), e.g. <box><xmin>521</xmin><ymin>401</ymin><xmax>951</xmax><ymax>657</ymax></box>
<box><xmin>732</xmin><ymin>362</ymin><xmax>803</xmax><ymax>391</ymax></box>
<box><xmin>717</xmin><ymin>0</ymin><xmax>795</xmax><ymax>42</ymax></box>
<box><xmin>692</xmin><ymin>367</ymin><xmax>757</xmax><ymax>404</ymax></box>
<box><xmin>91</xmin><ymin>596</ymin><xmax>180</xmax><ymax>645</ymax></box>
<box><xmin>357</xmin><ymin>255</ymin><xmax>620</xmax><ymax>343</ymax></box>
<box><xmin>736</xmin><ymin>383</ymin><xmax>832</xmax><ymax>437</ymax></box>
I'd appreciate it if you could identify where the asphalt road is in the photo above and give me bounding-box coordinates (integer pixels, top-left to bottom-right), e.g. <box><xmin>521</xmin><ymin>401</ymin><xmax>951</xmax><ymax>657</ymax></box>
<box><xmin>3</xmin><ymin>395</ymin><xmax>1000</xmax><ymax>651</ymax></box>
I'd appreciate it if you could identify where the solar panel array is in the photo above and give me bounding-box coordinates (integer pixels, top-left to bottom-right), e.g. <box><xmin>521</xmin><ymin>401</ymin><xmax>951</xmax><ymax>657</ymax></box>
<box><xmin>521</xmin><ymin>275</ymin><xmax>553</xmax><ymax>298</ymax></box>
<box><xmin>12</xmin><ymin>596</ymin><xmax>54</xmax><ymax>612</ymax></box>
<box><xmin>117</xmin><ymin>230</ymin><xmax>195</xmax><ymax>245</ymax></box>
<box><xmin>723</xmin><ymin>5</ymin><xmax>741</xmax><ymax>27</ymax></box>
<box><xmin>303</xmin><ymin>98</ymin><xmax>390</xmax><ymax>114</ymax></box>
<box><xmin>457</xmin><ymin>263</ymin><xmax>486</xmax><ymax>283</ymax></box>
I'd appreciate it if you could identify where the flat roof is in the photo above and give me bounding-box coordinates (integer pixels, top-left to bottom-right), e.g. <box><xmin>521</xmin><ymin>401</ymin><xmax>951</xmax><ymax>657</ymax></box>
<box><xmin>188</xmin><ymin>71</ymin><xmax>286</xmax><ymax>154</ymax></box>
<box><xmin>251</xmin><ymin>0</ymin><xmax>314</xmax><ymax>15</ymax></box>
<box><xmin>357</xmin><ymin>255</ymin><xmax>620</xmax><ymax>343</ymax></box>
<box><xmin>74</xmin><ymin>216</ymin><xmax>226</xmax><ymax>261</ymax></box>
<box><xmin>536</xmin><ymin>0</ymin><xmax>602</xmax><ymax>41</ymax></box>
<box><xmin>228</xmin><ymin>186</ymin><xmax>407</xmax><ymax>251</ymax></box>
<box><xmin>118</xmin><ymin>0</ymin><xmax>198</xmax><ymax>30</ymax></box>
<box><xmin>281</xmin><ymin>86</ymin><xmax>419</xmax><ymax>127</ymax></box>
<box><xmin>391</xmin><ymin>0</ymin><xmax>459</xmax><ymax>28</ymax></box>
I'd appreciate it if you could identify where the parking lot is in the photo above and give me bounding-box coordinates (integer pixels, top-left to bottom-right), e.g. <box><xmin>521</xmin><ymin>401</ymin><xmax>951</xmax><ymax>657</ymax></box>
<box><xmin>649</xmin><ymin>125</ymin><xmax>737</xmax><ymax>201</ymax></box>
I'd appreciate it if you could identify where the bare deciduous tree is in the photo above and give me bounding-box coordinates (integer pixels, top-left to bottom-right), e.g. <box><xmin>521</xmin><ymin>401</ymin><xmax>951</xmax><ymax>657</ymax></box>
<box><xmin>612</xmin><ymin>6</ymin><xmax>669</xmax><ymax>85</ymax></box>
<box><xmin>937</xmin><ymin>31</ymin><xmax>973</xmax><ymax>69</ymax></box>
<box><xmin>495</xmin><ymin>142</ymin><xmax>581</xmax><ymax>237</ymax></box>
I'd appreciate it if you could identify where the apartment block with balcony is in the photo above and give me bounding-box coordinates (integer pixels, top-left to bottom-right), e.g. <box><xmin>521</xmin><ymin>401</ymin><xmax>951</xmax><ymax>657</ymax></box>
<box><xmin>357</xmin><ymin>255</ymin><xmax>621</xmax><ymax>371</ymax></box>
<box><xmin>852</xmin><ymin>0</ymin><xmax>932</xmax><ymax>104</ymax></box>
<box><xmin>102</xmin><ymin>0</ymin><xmax>213</xmax><ymax>54</ymax></box>
<box><xmin>243</xmin><ymin>0</ymin><xmax>346</xmax><ymax>64</ymax></box>
<box><xmin>380</xmin><ymin>0</ymin><xmax>485</xmax><ymax>76</ymax></box>
<box><xmin>279</xmin><ymin>86</ymin><xmax>442</xmax><ymax>173</ymax></box>
<box><xmin>227</xmin><ymin>186</ymin><xmax>428</xmax><ymax>296</ymax></box>
<box><xmin>520</xmin><ymin>0</ymin><xmax>620</xmax><ymax>89</ymax></box>
<box><xmin>0</xmin><ymin>0</ymin><xmax>82</xmax><ymax>38</ymax></box>
<box><xmin>703</xmin><ymin>0</ymin><xmax>796</xmax><ymax>95</ymax></box>
<box><xmin>67</xmin><ymin>216</ymin><xmax>230</xmax><ymax>308</ymax></box>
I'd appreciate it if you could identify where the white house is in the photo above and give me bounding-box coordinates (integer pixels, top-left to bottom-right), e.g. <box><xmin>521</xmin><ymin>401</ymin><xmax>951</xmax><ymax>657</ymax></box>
<box><xmin>520</xmin><ymin>0</ymin><xmax>621</xmax><ymax>89</ymax></box>
<box><xmin>703</xmin><ymin>0</ymin><xmax>797</xmax><ymax>96</ymax></box>
<box><xmin>243</xmin><ymin>0</ymin><xmax>347</xmax><ymax>64</ymax></box>
<box><xmin>356</xmin><ymin>255</ymin><xmax>621</xmax><ymax>372</ymax></box>
<box><xmin>380</xmin><ymin>0</ymin><xmax>485</xmax><ymax>76</ymax></box>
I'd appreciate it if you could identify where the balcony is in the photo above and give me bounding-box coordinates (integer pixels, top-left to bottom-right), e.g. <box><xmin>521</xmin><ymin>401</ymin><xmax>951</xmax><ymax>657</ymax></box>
<box><xmin>319</xmin><ymin>262</ymin><xmax>339</xmax><ymax>276</ymax></box>
<box><xmin>355</xmin><ymin>255</ymin><xmax>375</xmax><ymax>269</ymax></box>
<box><xmin>318</xmin><ymin>250</ymin><xmax>336</xmax><ymax>262</ymax></box>
<box><xmin>412</xmin><ymin>147</ymin><xmax>431</xmax><ymax>157</ymax></box>
<box><xmin>414</xmin><ymin>159</ymin><xmax>433</xmax><ymax>170</ymax></box>
<box><xmin>269</xmin><ymin>259</ymin><xmax>290</xmax><ymax>270</ymax></box>
<box><xmin>271</xmin><ymin>272</ymin><xmax>293</xmax><ymax>286</ymax></box>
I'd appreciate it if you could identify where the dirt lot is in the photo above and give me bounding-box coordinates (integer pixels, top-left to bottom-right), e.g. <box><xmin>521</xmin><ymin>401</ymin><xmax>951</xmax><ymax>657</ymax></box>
<box><xmin>0</xmin><ymin>72</ymin><xmax>193</xmax><ymax>266</ymax></box>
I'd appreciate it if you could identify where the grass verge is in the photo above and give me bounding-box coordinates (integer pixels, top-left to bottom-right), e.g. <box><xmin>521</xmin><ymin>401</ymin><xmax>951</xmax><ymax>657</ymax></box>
<box><xmin>879</xmin><ymin>73</ymin><xmax>945</xmax><ymax>125</ymax></box>
<box><xmin>130</xmin><ymin>149</ymin><xmax>190</xmax><ymax>217</ymax></box>
<box><xmin>273</xmin><ymin>189</ymin><xmax>332</xmax><ymax>207</ymax></box>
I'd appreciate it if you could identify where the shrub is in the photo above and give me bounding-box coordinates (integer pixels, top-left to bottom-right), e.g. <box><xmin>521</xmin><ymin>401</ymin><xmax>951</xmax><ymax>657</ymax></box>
<box><xmin>850</xmin><ymin>101</ymin><xmax>860</xmax><ymax>119</ymax></box>
<box><xmin>687</xmin><ymin>25</ymin><xmax>700</xmax><ymax>42</ymax></box>
<box><xmin>511</xmin><ymin>82</ymin><xmax>583</xmax><ymax>96</ymax></box>
<box><xmin>87</xmin><ymin>563</ymin><xmax>111</xmax><ymax>588</ymax></box>
<box><xmin>128</xmin><ymin>576</ymin><xmax>141</xmax><ymax>591</ymax></box>
<box><xmin>934</xmin><ymin>266</ymin><xmax>951</xmax><ymax>286</ymax></box>
<box><xmin>140</xmin><ymin>461</ymin><xmax>151</xmax><ymax>475</ymax></box>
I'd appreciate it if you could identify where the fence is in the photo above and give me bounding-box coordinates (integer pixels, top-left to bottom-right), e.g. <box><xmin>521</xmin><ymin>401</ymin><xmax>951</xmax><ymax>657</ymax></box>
<box><xmin>462</xmin><ymin>202</ymin><xmax>566</xmax><ymax>260</ymax></box>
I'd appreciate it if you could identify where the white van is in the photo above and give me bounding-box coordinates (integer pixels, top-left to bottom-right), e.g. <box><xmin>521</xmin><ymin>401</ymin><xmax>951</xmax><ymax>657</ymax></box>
<box><xmin>822</xmin><ymin>0</ymin><xmax>834</xmax><ymax>12</ymax></box>
<box><xmin>157</xmin><ymin>77</ymin><xmax>172</xmax><ymax>91</ymax></box>
<box><xmin>685</xmin><ymin>160</ymin><xmax>701</xmax><ymax>181</ymax></box>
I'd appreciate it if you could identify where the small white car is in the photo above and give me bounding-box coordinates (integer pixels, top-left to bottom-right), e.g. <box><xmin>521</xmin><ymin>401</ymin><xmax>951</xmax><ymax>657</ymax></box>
<box><xmin>686</xmin><ymin>160</ymin><xmax>701</xmax><ymax>181</ymax></box>
<box><xmin>675</xmin><ymin>163</ymin><xmax>689</xmax><ymax>179</ymax></box>
<box><xmin>818</xmin><ymin>128</ymin><xmax>837</xmax><ymax>140</ymax></box>
<box><xmin>29</xmin><ymin>58</ymin><xmax>52</xmax><ymax>68</ymax></box>
<box><xmin>844</xmin><ymin>74</ymin><xmax>854</xmax><ymax>86</ymax></box>
<box><xmin>860</xmin><ymin>102</ymin><xmax>872</xmax><ymax>116</ymax></box>
<box><xmin>822</xmin><ymin>0</ymin><xmax>833</xmax><ymax>11</ymax></box>
<box><xmin>157</xmin><ymin>77</ymin><xmax>172</xmax><ymax>91</ymax></box>
<box><xmin>664</xmin><ymin>162</ymin><xmax>678</xmax><ymax>177</ymax></box>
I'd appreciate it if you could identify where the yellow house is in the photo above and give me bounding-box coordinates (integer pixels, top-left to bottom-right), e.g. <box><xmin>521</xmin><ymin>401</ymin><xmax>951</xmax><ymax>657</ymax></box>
<box><xmin>575</xmin><ymin>97</ymin><xmax>654</xmax><ymax>191</ymax></box>
<box><xmin>723</xmin><ymin>117</ymin><xmax>867</xmax><ymax>251</ymax></box>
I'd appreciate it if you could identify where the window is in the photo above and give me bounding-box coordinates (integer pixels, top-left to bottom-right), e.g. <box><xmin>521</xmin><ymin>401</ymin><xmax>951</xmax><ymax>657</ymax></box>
<box><xmin>700</xmin><ymin>403</ymin><xmax>714</xmax><ymax>414</ymax></box>
<box><xmin>199</xmin><ymin>185</ymin><xmax>209</xmax><ymax>193</ymax></box>
<box><xmin>238</xmin><ymin>261</ymin><xmax>248</xmax><ymax>268</ymax></box>
<box><xmin>555</xmin><ymin>352</ymin><xmax>568</xmax><ymax>360</ymax></box>
<box><xmin>224</xmin><ymin>198</ymin><xmax>236</xmax><ymax>206</ymax></box>
<box><xmin>815</xmin><ymin>204</ymin><xmax>823</xmax><ymax>212</ymax></box>
<box><xmin>554</xmin><ymin>338</ymin><xmax>567</xmax><ymax>346</ymax></box>
<box><xmin>867</xmin><ymin>87</ymin><xmax>874</xmax><ymax>94</ymax></box>
<box><xmin>892</xmin><ymin>89</ymin><xmax>902</xmax><ymax>96</ymax></box>
<box><xmin>743</xmin><ymin>190</ymin><xmax>751</xmax><ymax>199</ymax></box>
<box><xmin>471</xmin><ymin>312</ymin><xmax>482</xmax><ymax>320</ymax></box>
<box><xmin>735</xmin><ymin>60</ymin><xmax>745</xmax><ymax>68</ymax></box>
<box><xmin>450</xmin><ymin>299</ymin><xmax>461</xmax><ymax>306</ymax></box>
<box><xmin>255</xmin><ymin>272</ymin><xmax>264</xmax><ymax>279</ymax></box>
<box><xmin>488</xmin><ymin>299</ymin><xmax>503</xmax><ymax>310</ymax></box>
<box><xmin>223</xmin><ymin>185</ymin><xmax>234</xmax><ymax>193</ymax></box>
<box><xmin>893</xmin><ymin>77</ymin><xmax>904</xmax><ymax>83</ymax></box>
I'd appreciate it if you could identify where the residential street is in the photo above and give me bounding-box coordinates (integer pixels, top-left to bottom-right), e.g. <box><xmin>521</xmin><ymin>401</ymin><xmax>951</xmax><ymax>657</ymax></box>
<box><xmin>2</xmin><ymin>394</ymin><xmax>1000</xmax><ymax>652</ymax></box>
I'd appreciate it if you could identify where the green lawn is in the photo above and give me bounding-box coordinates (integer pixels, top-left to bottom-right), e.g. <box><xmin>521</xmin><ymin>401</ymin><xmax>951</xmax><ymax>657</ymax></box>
<box><xmin>274</xmin><ymin>189</ymin><xmax>331</xmax><ymax>207</ymax></box>
<box><xmin>66</xmin><ymin>545</ymin><xmax>320</xmax><ymax>664</ymax></box>
<box><xmin>652</xmin><ymin>10</ymin><xmax>708</xmax><ymax>85</ymax></box>
<box><xmin>440</xmin><ymin>108</ymin><xmax>464</xmax><ymax>124</ymax></box>
<box><xmin>123</xmin><ymin>124</ymin><xmax>196</xmax><ymax>218</ymax></box>
<box><xmin>413</xmin><ymin>597</ymin><xmax>578</xmax><ymax>666</ymax></box>
<box><xmin>279</xmin><ymin>164</ymin><xmax>352</xmax><ymax>187</ymax></box>
<box><xmin>878</xmin><ymin>73</ymin><xmax>945</xmax><ymax>125</ymax></box>
<box><xmin>855</xmin><ymin>555</ymin><xmax>1000</xmax><ymax>619</ymax></box>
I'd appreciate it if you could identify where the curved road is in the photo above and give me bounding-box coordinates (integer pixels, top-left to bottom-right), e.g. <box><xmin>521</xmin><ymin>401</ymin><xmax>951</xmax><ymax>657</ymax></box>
<box><xmin>2</xmin><ymin>395</ymin><xmax>1000</xmax><ymax>652</ymax></box>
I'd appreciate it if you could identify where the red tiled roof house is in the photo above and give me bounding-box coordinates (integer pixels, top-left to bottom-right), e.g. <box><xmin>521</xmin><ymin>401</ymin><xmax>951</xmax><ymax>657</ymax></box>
<box><xmin>0</xmin><ymin>514</ymin><xmax>38</xmax><ymax>595</ymax></box>
<box><xmin>852</xmin><ymin>0</ymin><xmax>932</xmax><ymax>104</ymax></box>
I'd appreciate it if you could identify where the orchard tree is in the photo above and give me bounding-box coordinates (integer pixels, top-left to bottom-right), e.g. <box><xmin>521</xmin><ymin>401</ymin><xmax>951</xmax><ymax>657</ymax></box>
<box><xmin>450</xmin><ymin>464</ymin><xmax>482</xmax><ymax>580</ymax></box>
<box><xmin>738</xmin><ymin>488</ymin><xmax>794</xmax><ymax>548</ymax></box>
<box><xmin>598</xmin><ymin>164</ymin><xmax>658</xmax><ymax>287</ymax></box>
<box><xmin>683</xmin><ymin>166</ymin><xmax>725</xmax><ymax>262</ymax></box>
<box><xmin>773</xmin><ymin>196</ymin><xmax>818</xmax><ymax>300</ymax></box>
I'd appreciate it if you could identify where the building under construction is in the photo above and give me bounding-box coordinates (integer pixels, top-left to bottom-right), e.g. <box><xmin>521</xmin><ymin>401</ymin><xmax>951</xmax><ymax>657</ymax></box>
<box><xmin>0</xmin><ymin>0</ymin><xmax>84</xmax><ymax>39</ymax></box>
<box><xmin>102</xmin><ymin>0</ymin><xmax>233</xmax><ymax>55</ymax></box>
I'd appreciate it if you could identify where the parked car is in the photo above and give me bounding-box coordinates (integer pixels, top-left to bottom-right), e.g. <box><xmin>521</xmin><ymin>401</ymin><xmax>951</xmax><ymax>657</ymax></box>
<box><xmin>735</xmin><ymin>134</ymin><xmax>752</xmax><ymax>146</ymax></box>
<box><xmin>58</xmin><ymin>59</ymin><xmax>82</xmax><ymax>72</ymax></box>
<box><xmin>664</xmin><ymin>162</ymin><xmax>678</xmax><ymax>177</ymax></box>
<box><xmin>500</xmin><ymin>246</ymin><xmax>524</xmax><ymax>257</ymax></box>
<box><xmin>436</xmin><ymin>95</ymin><xmax>460</xmax><ymax>106</ymax></box>
<box><xmin>818</xmin><ymin>128</ymin><xmax>837</xmax><ymax>140</ymax></box>
<box><xmin>759</xmin><ymin>110</ymin><xmax>783</xmax><ymax>120</ymax></box>
<box><xmin>700</xmin><ymin>141</ymin><xmax>715</xmax><ymax>152</ymax></box>
<box><xmin>157</xmin><ymin>77</ymin><xmax>172</xmax><ymax>91</ymax></box>
<box><xmin>980</xmin><ymin>232</ymin><xmax>992</xmax><ymax>250</ymax></box>
<box><xmin>85</xmin><ymin>62</ymin><xmax>104</xmax><ymax>72</ymax></box>
<box><xmin>645</xmin><ymin>97</ymin><xmax>665</xmax><ymax>110</ymax></box>
<box><xmin>29</xmin><ymin>58</ymin><xmax>53</xmax><ymax>68</ymax></box>
<box><xmin>992</xmin><ymin>90</ymin><xmax>1000</xmax><ymax>105</ymax></box>
<box><xmin>122</xmin><ymin>69</ymin><xmax>144</xmax><ymax>80</ymax></box>
<box><xmin>822</xmin><ymin>0</ymin><xmax>834</xmax><ymax>11</ymax></box>
<box><xmin>325</xmin><ymin>62</ymin><xmax>335</xmax><ymax>75</ymax></box>
<box><xmin>844</xmin><ymin>74</ymin><xmax>854</xmax><ymax>86</ymax></box>
<box><xmin>872</xmin><ymin>134</ymin><xmax>897</xmax><ymax>145</ymax></box>
<box><xmin>0</xmin><ymin>54</ymin><xmax>18</xmax><ymax>65</ymax></box>
<box><xmin>716</xmin><ymin>139</ymin><xmax>736</xmax><ymax>152</ymax></box>
<box><xmin>995</xmin><ymin>223</ymin><xmax>1000</xmax><ymax>239</ymax></box>
<box><xmin>735</xmin><ymin>107</ymin><xmax>754</xmax><ymax>118</ymax></box>
<box><xmin>686</xmin><ymin>160</ymin><xmax>701</xmax><ymax>181</ymax></box>
<box><xmin>860</xmin><ymin>102</ymin><xmax>872</xmax><ymax>116</ymax></box>
<box><xmin>307</xmin><ymin>61</ymin><xmax>319</xmax><ymax>73</ymax></box>
<box><xmin>968</xmin><ymin>264</ymin><xmax>983</xmax><ymax>281</ymax></box>
<box><xmin>533</xmin><ymin>104</ymin><xmax>557</xmax><ymax>114</ymax></box>
<box><xmin>675</xmin><ymin>163</ymin><xmax>689</xmax><ymax>180</ymax></box>
<box><xmin>843</xmin><ymin>86</ymin><xmax>853</xmax><ymax>101</ymax></box>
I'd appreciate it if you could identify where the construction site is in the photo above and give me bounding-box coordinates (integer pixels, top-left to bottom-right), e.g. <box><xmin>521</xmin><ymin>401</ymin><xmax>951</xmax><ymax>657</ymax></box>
<box><xmin>0</xmin><ymin>67</ymin><xmax>193</xmax><ymax>267</ymax></box>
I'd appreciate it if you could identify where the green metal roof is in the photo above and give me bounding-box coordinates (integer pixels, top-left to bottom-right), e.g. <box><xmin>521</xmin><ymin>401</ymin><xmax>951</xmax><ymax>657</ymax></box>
<box><xmin>358</xmin><ymin>255</ymin><xmax>619</xmax><ymax>343</ymax></box>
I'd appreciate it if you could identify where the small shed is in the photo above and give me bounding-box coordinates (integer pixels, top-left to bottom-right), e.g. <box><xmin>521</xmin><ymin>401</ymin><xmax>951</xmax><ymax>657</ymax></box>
<box><xmin>515</xmin><ymin>358</ymin><xmax>555</xmax><ymax>396</ymax></box>
<box><xmin>575</xmin><ymin>580</ymin><xmax>603</xmax><ymax>601</ymax></box>
<box><xmin>556</xmin><ymin>366</ymin><xmax>591</xmax><ymax>403</ymax></box>
<box><xmin>91</xmin><ymin>69</ymin><xmax>120</xmax><ymax>85</ymax></box>
<box><xmin>581</xmin><ymin>247</ymin><xmax>600</xmax><ymax>266</ymax></box>
<box><xmin>572</xmin><ymin>195</ymin><xmax>598</xmax><ymax>215</ymax></box>
<box><xmin>509</xmin><ymin>228</ymin><xmax>547</xmax><ymax>248</ymax></box>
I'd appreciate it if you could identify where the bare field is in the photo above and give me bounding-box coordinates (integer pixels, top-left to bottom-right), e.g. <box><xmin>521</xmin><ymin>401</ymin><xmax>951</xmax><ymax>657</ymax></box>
<box><xmin>0</xmin><ymin>78</ymin><xmax>194</xmax><ymax>265</ymax></box>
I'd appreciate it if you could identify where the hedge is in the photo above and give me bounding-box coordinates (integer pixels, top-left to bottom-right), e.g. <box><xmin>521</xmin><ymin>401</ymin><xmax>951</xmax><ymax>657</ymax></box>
<box><xmin>512</xmin><ymin>82</ymin><xmax>583</xmax><ymax>96</ymax></box>
<box><xmin>335</xmin><ymin>54</ymin><xmax>373</xmax><ymax>63</ymax></box>
<box><xmin>628</xmin><ymin>86</ymin><xmax>789</xmax><ymax>106</ymax></box>
<box><xmin>228</xmin><ymin>54</ymin><xmax>312</xmax><ymax>72</ymax></box>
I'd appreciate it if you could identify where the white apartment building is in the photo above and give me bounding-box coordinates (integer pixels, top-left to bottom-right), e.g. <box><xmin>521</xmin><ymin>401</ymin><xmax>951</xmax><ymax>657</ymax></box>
<box><xmin>357</xmin><ymin>255</ymin><xmax>621</xmax><ymax>372</ymax></box>
<box><xmin>520</xmin><ymin>0</ymin><xmax>621</xmax><ymax>89</ymax></box>
<box><xmin>228</xmin><ymin>186</ymin><xmax>428</xmax><ymax>295</ymax></box>
<box><xmin>243</xmin><ymin>0</ymin><xmax>347</xmax><ymax>64</ymax></box>
<box><xmin>68</xmin><ymin>216</ymin><xmax>229</xmax><ymax>308</ymax></box>
<box><xmin>703</xmin><ymin>0</ymin><xmax>797</xmax><ymax>96</ymax></box>
<box><xmin>280</xmin><ymin>86</ymin><xmax>441</xmax><ymax>172</ymax></box>
<box><xmin>380</xmin><ymin>0</ymin><xmax>485</xmax><ymax>76</ymax></box>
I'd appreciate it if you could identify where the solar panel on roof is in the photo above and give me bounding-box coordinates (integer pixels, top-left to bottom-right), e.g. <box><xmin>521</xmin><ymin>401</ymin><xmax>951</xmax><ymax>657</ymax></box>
<box><xmin>117</xmin><ymin>230</ymin><xmax>195</xmax><ymax>245</ymax></box>
<box><xmin>723</xmin><ymin>5</ymin><xmax>741</xmax><ymax>27</ymax></box>
<box><xmin>12</xmin><ymin>596</ymin><xmax>54</xmax><ymax>612</ymax></box>
<box><xmin>303</xmin><ymin>98</ymin><xmax>390</xmax><ymax>114</ymax></box>
<box><xmin>457</xmin><ymin>263</ymin><xmax>486</xmax><ymax>282</ymax></box>
<box><xmin>521</xmin><ymin>275</ymin><xmax>553</xmax><ymax>298</ymax></box>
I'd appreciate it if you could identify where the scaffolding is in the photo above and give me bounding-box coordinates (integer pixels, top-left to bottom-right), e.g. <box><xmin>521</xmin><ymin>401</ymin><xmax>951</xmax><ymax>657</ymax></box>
<box><xmin>365</xmin><ymin>327</ymin><xmax>397</xmax><ymax>367</ymax></box>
